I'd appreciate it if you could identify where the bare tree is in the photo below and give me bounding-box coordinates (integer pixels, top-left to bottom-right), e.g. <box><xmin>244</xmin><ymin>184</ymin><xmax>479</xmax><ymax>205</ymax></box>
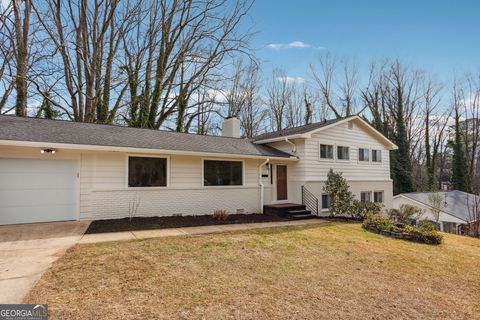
<box><xmin>12</xmin><ymin>0</ymin><xmax>31</xmax><ymax>116</ymax></box>
<box><xmin>0</xmin><ymin>2</ymin><xmax>15</xmax><ymax>114</ymax></box>
<box><xmin>422</xmin><ymin>76</ymin><xmax>451</xmax><ymax>190</ymax></box>
<box><xmin>311</xmin><ymin>53</ymin><xmax>359</xmax><ymax>118</ymax></box>
<box><xmin>266</xmin><ymin>69</ymin><xmax>294</xmax><ymax>131</ymax></box>
<box><xmin>119</xmin><ymin>0</ymin><xmax>253</xmax><ymax>129</ymax></box>
<box><xmin>33</xmin><ymin>0</ymin><xmax>133</xmax><ymax>122</ymax></box>
<box><xmin>428</xmin><ymin>192</ymin><xmax>445</xmax><ymax>224</ymax></box>
<box><xmin>462</xmin><ymin>75</ymin><xmax>480</xmax><ymax>190</ymax></box>
<box><xmin>466</xmin><ymin>192</ymin><xmax>480</xmax><ymax>237</ymax></box>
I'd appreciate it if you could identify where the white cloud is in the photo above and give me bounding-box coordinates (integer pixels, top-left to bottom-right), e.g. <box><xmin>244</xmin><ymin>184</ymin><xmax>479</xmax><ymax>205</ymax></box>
<box><xmin>276</xmin><ymin>76</ymin><xmax>305</xmax><ymax>84</ymax></box>
<box><xmin>266</xmin><ymin>41</ymin><xmax>315</xmax><ymax>50</ymax></box>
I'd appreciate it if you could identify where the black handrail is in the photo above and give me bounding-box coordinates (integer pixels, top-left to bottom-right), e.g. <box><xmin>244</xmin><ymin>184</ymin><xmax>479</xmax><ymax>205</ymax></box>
<box><xmin>301</xmin><ymin>185</ymin><xmax>319</xmax><ymax>216</ymax></box>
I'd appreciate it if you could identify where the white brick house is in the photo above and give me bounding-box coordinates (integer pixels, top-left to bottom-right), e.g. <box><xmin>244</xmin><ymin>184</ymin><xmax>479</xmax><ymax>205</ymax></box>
<box><xmin>0</xmin><ymin>115</ymin><xmax>397</xmax><ymax>225</ymax></box>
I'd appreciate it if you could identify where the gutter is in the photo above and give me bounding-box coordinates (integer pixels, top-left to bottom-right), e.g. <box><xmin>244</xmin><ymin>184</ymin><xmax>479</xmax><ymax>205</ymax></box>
<box><xmin>0</xmin><ymin>139</ymin><xmax>298</xmax><ymax>162</ymax></box>
<box><xmin>258</xmin><ymin>158</ymin><xmax>270</xmax><ymax>213</ymax></box>
<box><xmin>284</xmin><ymin>137</ymin><xmax>297</xmax><ymax>154</ymax></box>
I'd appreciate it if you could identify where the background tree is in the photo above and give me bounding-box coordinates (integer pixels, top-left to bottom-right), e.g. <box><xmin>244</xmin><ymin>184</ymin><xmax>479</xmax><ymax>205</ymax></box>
<box><xmin>311</xmin><ymin>53</ymin><xmax>359</xmax><ymax>118</ymax></box>
<box><xmin>428</xmin><ymin>192</ymin><xmax>445</xmax><ymax>225</ymax></box>
<box><xmin>451</xmin><ymin>85</ymin><xmax>470</xmax><ymax>192</ymax></box>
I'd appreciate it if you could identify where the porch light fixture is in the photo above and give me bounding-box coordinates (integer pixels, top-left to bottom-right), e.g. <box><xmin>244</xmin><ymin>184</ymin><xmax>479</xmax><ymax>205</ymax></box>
<box><xmin>40</xmin><ymin>148</ymin><xmax>56</xmax><ymax>154</ymax></box>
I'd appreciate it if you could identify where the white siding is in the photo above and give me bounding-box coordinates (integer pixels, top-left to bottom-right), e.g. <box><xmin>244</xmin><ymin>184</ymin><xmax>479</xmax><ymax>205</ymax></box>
<box><xmin>304</xmin><ymin>121</ymin><xmax>391</xmax><ymax>181</ymax></box>
<box><xmin>305</xmin><ymin>181</ymin><xmax>393</xmax><ymax>214</ymax></box>
<box><xmin>264</xmin><ymin>119</ymin><xmax>394</xmax><ymax>207</ymax></box>
<box><xmin>0</xmin><ymin>146</ymin><xmax>265</xmax><ymax>220</ymax></box>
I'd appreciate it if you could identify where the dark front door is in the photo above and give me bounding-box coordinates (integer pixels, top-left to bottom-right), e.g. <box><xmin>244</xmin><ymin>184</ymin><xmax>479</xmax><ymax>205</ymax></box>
<box><xmin>276</xmin><ymin>165</ymin><xmax>288</xmax><ymax>201</ymax></box>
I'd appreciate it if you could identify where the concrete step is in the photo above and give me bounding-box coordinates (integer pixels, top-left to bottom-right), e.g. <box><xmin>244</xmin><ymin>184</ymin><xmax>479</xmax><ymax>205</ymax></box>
<box><xmin>286</xmin><ymin>209</ymin><xmax>314</xmax><ymax>220</ymax></box>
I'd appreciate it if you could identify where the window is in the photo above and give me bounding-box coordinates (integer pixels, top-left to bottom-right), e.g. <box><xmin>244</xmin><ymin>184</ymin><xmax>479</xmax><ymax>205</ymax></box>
<box><xmin>372</xmin><ymin>149</ymin><xmax>382</xmax><ymax>162</ymax></box>
<box><xmin>337</xmin><ymin>146</ymin><xmax>350</xmax><ymax>160</ymax></box>
<box><xmin>203</xmin><ymin>160</ymin><xmax>243</xmax><ymax>186</ymax></box>
<box><xmin>373</xmin><ymin>191</ymin><xmax>384</xmax><ymax>203</ymax></box>
<box><xmin>358</xmin><ymin>148</ymin><xmax>370</xmax><ymax>162</ymax></box>
<box><xmin>128</xmin><ymin>157</ymin><xmax>167</xmax><ymax>187</ymax></box>
<box><xmin>359</xmin><ymin>148</ymin><xmax>369</xmax><ymax>161</ymax></box>
<box><xmin>320</xmin><ymin>144</ymin><xmax>334</xmax><ymax>159</ymax></box>
<box><xmin>321</xmin><ymin>194</ymin><xmax>330</xmax><ymax>209</ymax></box>
<box><xmin>360</xmin><ymin>191</ymin><xmax>371</xmax><ymax>203</ymax></box>
<box><xmin>442</xmin><ymin>222</ymin><xmax>457</xmax><ymax>234</ymax></box>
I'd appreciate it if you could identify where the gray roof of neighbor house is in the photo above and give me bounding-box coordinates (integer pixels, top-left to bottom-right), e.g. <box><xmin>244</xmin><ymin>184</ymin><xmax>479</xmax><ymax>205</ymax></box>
<box><xmin>0</xmin><ymin>115</ymin><xmax>292</xmax><ymax>158</ymax></box>
<box><xmin>253</xmin><ymin>116</ymin><xmax>356</xmax><ymax>141</ymax></box>
<box><xmin>400</xmin><ymin>190</ymin><xmax>480</xmax><ymax>222</ymax></box>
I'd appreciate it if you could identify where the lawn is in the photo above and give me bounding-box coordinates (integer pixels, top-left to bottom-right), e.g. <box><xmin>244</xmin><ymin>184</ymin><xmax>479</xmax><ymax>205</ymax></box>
<box><xmin>24</xmin><ymin>222</ymin><xmax>480</xmax><ymax>319</ymax></box>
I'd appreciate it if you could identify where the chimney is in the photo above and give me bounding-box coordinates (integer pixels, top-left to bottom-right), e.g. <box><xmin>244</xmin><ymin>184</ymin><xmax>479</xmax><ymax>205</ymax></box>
<box><xmin>222</xmin><ymin>117</ymin><xmax>240</xmax><ymax>138</ymax></box>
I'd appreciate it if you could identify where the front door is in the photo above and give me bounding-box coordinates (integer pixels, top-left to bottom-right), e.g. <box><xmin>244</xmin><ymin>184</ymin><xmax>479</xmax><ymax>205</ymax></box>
<box><xmin>276</xmin><ymin>165</ymin><xmax>288</xmax><ymax>201</ymax></box>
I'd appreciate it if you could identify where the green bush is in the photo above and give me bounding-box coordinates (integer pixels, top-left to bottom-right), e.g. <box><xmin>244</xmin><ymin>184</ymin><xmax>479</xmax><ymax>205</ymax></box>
<box><xmin>351</xmin><ymin>200</ymin><xmax>383</xmax><ymax>220</ymax></box>
<box><xmin>363</xmin><ymin>214</ymin><xmax>443</xmax><ymax>245</ymax></box>
<box><xmin>418</xmin><ymin>219</ymin><xmax>436</xmax><ymax>231</ymax></box>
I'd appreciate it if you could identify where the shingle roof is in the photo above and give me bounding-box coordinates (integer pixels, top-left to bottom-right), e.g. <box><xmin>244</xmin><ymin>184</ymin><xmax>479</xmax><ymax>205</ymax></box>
<box><xmin>254</xmin><ymin>116</ymin><xmax>355</xmax><ymax>141</ymax></box>
<box><xmin>0</xmin><ymin>115</ymin><xmax>292</xmax><ymax>158</ymax></box>
<box><xmin>401</xmin><ymin>190</ymin><xmax>480</xmax><ymax>222</ymax></box>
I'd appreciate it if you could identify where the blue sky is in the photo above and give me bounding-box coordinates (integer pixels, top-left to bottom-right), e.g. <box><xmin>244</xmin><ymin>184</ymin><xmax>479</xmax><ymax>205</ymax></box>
<box><xmin>248</xmin><ymin>0</ymin><xmax>480</xmax><ymax>84</ymax></box>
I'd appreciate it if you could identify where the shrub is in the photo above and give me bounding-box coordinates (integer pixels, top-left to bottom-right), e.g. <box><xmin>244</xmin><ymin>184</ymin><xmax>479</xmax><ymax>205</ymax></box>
<box><xmin>418</xmin><ymin>219</ymin><xmax>437</xmax><ymax>231</ymax></box>
<box><xmin>213</xmin><ymin>209</ymin><xmax>229</xmax><ymax>221</ymax></box>
<box><xmin>323</xmin><ymin>169</ymin><xmax>354</xmax><ymax>217</ymax></box>
<box><xmin>363</xmin><ymin>214</ymin><xmax>443</xmax><ymax>245</ymax></box>
<box><xmin>404</xmin><ymin>225</ymin><xmax>443</xmax><ymax>245</ymax></box>
<box><xmin>351</xmin><ymin>200</ymin><xmax>383</xmax><ymax>220</ymax></box>
<box><xmin>388</xmin><ymin>204</ymin><xmax>424</xmax><ymax>223</ymax></box>
<box><xmin>362</xmin><ymin>213</ymin><xmax>394</xmax><ymax>230</ymax></box>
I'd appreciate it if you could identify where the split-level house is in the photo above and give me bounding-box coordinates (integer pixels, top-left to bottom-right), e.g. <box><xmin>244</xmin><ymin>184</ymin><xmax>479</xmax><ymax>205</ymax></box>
<box><xmin>0</xmin><ymin>115</ymin><xmax>397</xmax><ymax>225</ymax></box>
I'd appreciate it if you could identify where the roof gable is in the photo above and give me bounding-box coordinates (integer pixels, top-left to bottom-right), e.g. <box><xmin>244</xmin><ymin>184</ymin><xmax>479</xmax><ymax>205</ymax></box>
<box><xmin>254</xmin><ymin>116</ymin><xmax>397</xmax><ymax>150</ymax></box>
<box><xmin>395</xmin><ymin>190</ymin><xmax>480</xmax><ymax>222</ymax></box>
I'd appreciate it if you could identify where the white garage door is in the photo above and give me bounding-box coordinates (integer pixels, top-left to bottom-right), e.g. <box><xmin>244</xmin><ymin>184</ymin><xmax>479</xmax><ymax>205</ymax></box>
<box><xmin>0</xmin><ymin>159</ymin><xmax>78</xmax><ymax>225</ymax></box>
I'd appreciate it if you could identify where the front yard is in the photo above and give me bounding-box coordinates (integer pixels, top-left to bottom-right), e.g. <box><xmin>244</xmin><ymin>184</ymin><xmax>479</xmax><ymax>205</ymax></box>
<box><xmin>24</xmin><ymin>222</ymin><xmax>480</xmax><ymax>319</ymax></box>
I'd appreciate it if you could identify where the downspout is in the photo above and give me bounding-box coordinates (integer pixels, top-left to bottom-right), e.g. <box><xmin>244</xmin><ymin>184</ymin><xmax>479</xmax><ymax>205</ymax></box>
<box><xmin>258</xmin><ymin>158</ymin><xmax>270</xmax><ymax>213</ymax></box>
<box><xmin>285</xmin><ymin>138</ymin><xmax>297</xmax><ymax>154</ymax></box>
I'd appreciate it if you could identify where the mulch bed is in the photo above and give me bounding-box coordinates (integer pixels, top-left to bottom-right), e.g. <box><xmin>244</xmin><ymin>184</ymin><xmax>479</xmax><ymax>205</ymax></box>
<box><xmin>86</xmin><ymin>214</ymin><xmax>289</xmax><ymax>234</ymax></box>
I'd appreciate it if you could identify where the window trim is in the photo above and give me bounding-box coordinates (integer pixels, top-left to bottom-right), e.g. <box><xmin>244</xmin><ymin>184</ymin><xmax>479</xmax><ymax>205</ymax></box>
<box><xmin>126</xmin><ymin>154</ymin><xmax>170</xmax><ymax>189</ymax></box>
<box><xmin>360</xmin><ymin>191</ymin><xmax>372</xmax><ymax>203</ymax></box>
<box><xmin>336</xmin><ymin>145</ymin><xmax>350</xmax><ymax>161</ymax></box>
<box><xmin>202</xmin><ymin>158</ymin><xmax>245</xmax><ymax>188</ymax></box>
<box><xmin>373</xmin><ymin>190</ymin><xmax>384</xmax><ymax>203</ymax></box>
<box><xmin>319</xmin><ymin>142</ymin><xmax>335</xmax><ymax>161</ymax></box>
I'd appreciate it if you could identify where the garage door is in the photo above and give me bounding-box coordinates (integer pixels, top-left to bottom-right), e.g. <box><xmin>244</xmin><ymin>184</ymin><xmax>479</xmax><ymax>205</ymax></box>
<box><xmin>0</xmin><ymin>159</ymin><xmax>78</xmax><ymax>225</ymax></box>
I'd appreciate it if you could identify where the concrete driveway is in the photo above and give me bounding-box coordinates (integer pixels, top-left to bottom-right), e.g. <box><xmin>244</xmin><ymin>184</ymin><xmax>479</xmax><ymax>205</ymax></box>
<box><xmin>0</xmin><ymin>221</ymin><xmax>90</xmax><ymax>303</ymax></box>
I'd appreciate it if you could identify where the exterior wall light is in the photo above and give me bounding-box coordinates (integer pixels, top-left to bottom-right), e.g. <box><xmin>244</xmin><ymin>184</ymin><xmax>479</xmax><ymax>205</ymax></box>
<box><xmin>40</xmin><ymin>148</ymin><xmax>56</xmax><ymax>154</ymax></box>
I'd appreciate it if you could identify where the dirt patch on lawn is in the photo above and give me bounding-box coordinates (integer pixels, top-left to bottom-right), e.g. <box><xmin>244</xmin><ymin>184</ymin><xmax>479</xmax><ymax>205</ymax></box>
<box><xmin>86</xmin><ymin>214</ymin><xmax>289</xmax><ymax>234</ymax></box>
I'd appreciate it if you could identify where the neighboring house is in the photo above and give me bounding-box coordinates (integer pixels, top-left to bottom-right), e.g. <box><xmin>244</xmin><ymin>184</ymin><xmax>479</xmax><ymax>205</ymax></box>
<box><xmin>393</xmin><ymin>190</ymin><xmax>480</xmax><ymax>234</ymax></box>
<box><xmin>0</xmin><ymin>114</ymin><xmax>397</xmax><ymax>225</ymax></box>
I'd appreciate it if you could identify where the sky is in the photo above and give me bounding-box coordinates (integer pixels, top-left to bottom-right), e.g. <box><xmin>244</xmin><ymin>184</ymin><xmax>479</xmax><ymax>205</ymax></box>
<box><xmin>248</xmin><ymin>0</ymin><xmax>480</xmax><ymax>85</ymax></box>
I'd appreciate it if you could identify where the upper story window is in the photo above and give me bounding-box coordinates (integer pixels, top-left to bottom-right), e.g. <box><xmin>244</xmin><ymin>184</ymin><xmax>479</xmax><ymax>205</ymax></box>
<box><xmin>373</xmin><ymin>191</ymin><xmax>384</xmax><ymax>203</ymax></box>
<box><xmin>320</xmin><ymin>144</ymin><xmax>334</xmax><ymax>159</ymax></box>
<box><xmin>128</xmin><ymin>156</ymin><xmax>167</xmax><ymax>187</ymax></box>
<box><xmin>372</xmin><ymin>150</ymin><xmax>382</xmax><ymax>162</ymax></box>
<box><xmin>203</xmin><ymin>160</ymin><xmax>243</xmax><ymax>186</ymax></box>
<box><xmin>359</xmin><ymin>148</ymin><xmax>369</xmax><ymax>161</ymax></box>
<box><xmin>337</xmin><ymin>146</ymin><xmax>350</xmax><ymax>160</ymax></box>
<box><xmin>360</xmin><ymin>191</ymin><xmax>371</xmax><ymax>203</ymax></box>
